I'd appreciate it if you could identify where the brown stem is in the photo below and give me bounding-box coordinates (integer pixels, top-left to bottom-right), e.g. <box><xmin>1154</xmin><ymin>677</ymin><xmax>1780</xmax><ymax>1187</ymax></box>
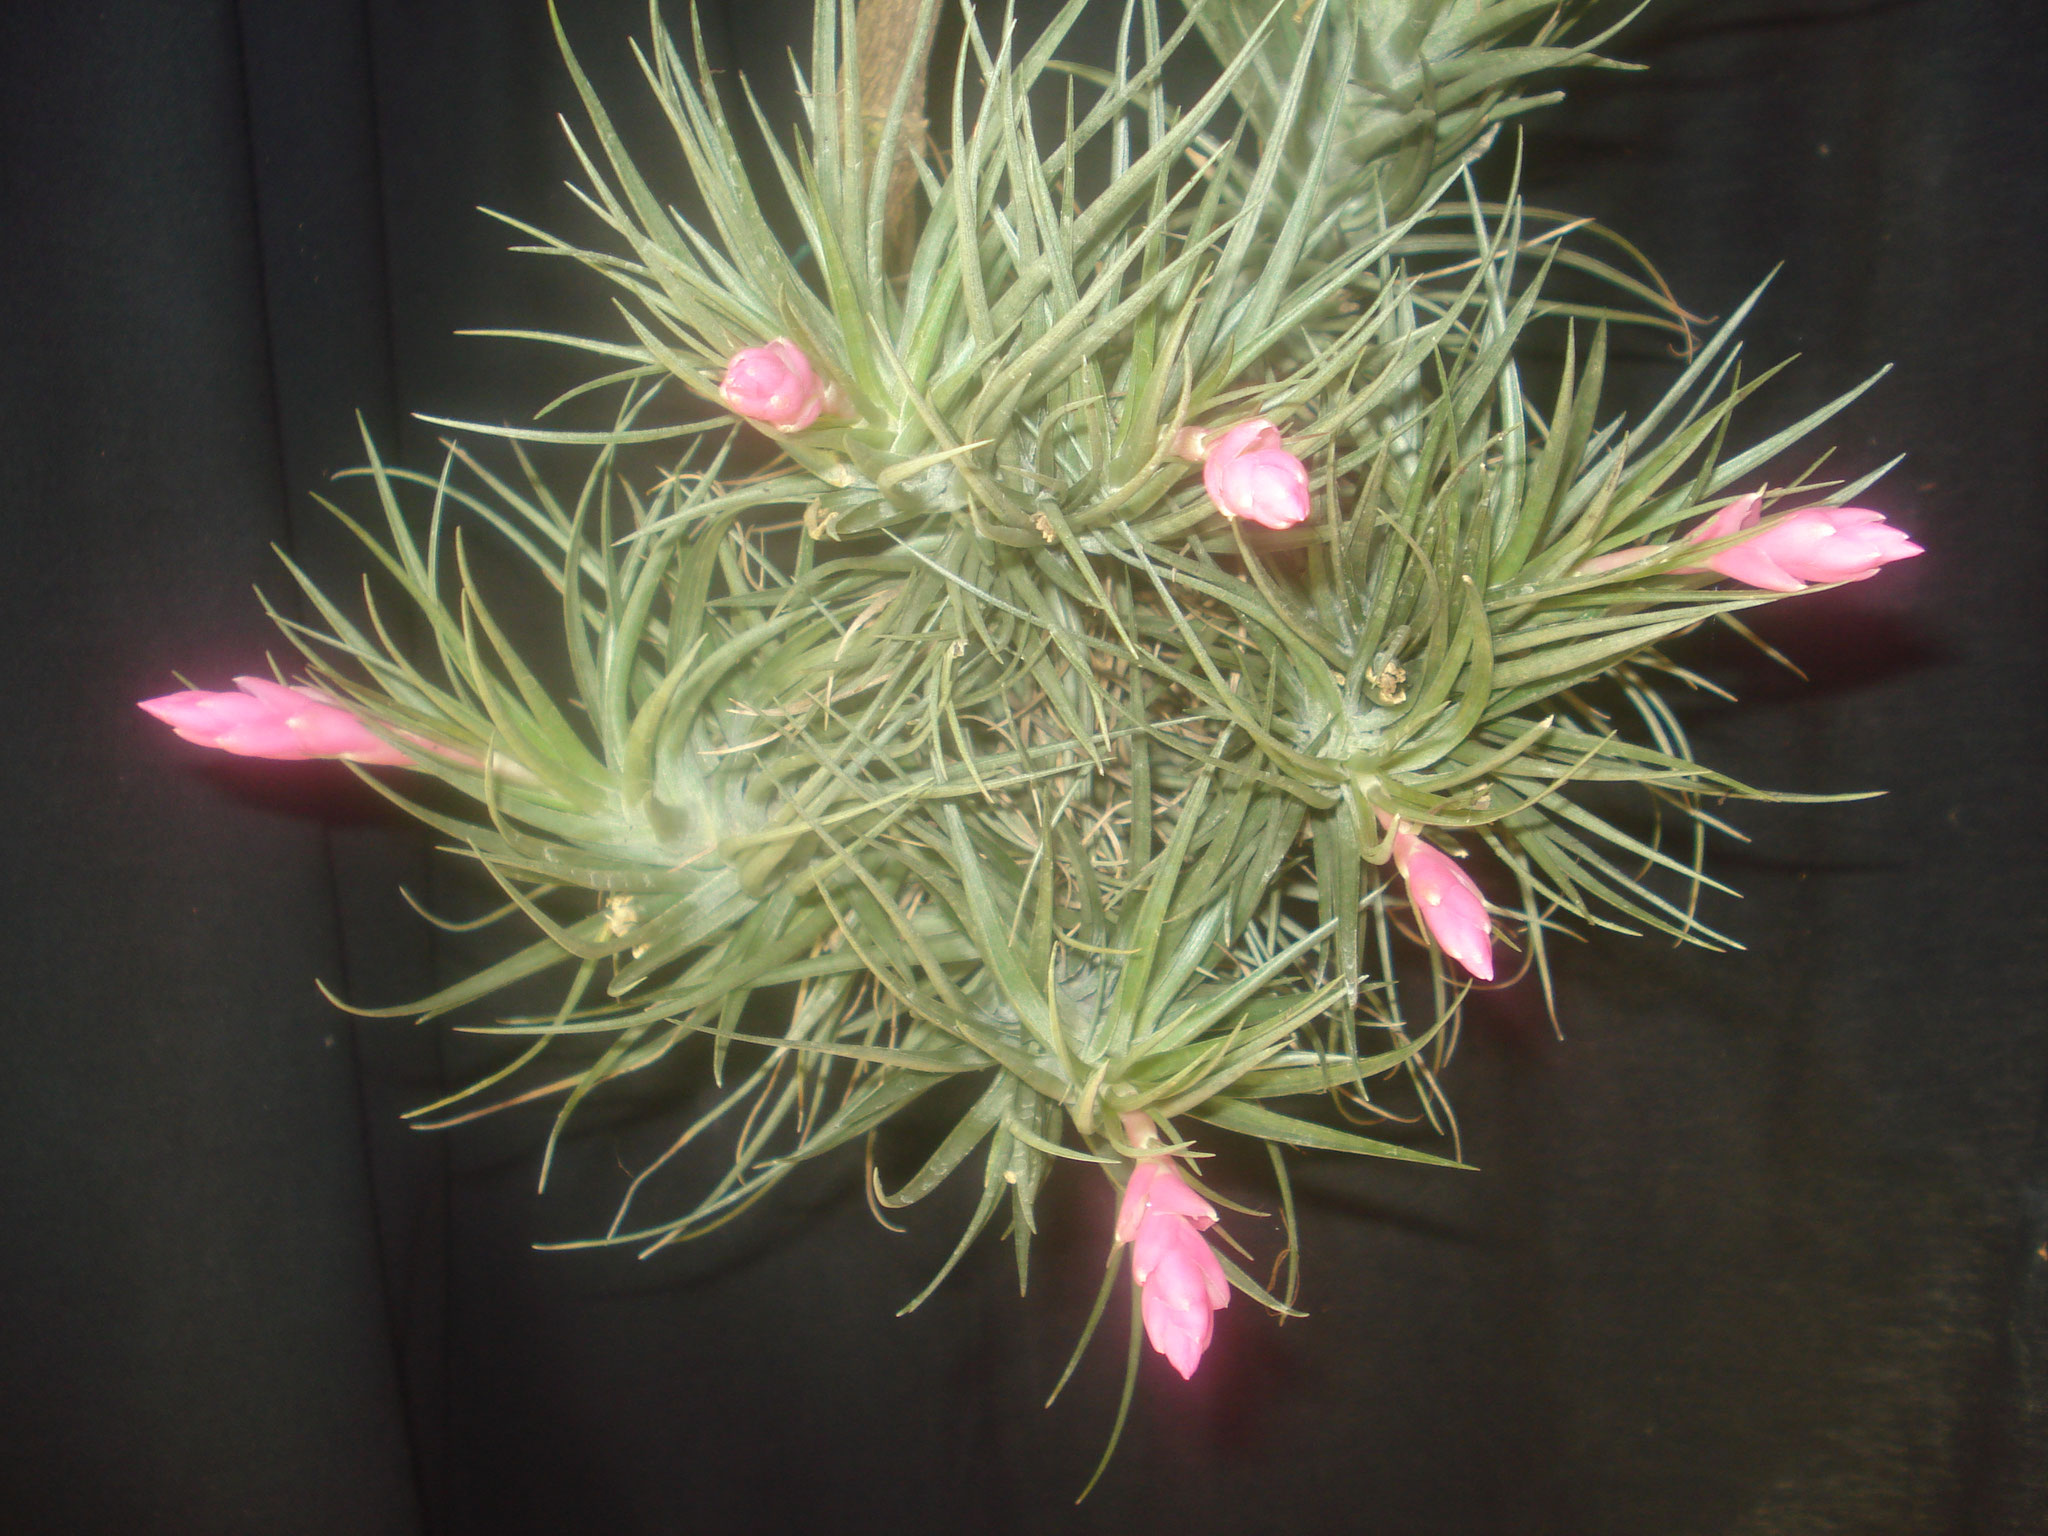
<box><xmin>854</xmin><ymin>0</ymin><xmax>939</xmax><ymax>275</ymax></box>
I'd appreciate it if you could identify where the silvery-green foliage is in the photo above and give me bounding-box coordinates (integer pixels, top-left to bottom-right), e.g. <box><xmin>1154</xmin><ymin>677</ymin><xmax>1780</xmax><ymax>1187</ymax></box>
<box><xmin>285</xmin><ymin>0</ymin><xmax>1889</xmax><ymax>1347</ymax></box>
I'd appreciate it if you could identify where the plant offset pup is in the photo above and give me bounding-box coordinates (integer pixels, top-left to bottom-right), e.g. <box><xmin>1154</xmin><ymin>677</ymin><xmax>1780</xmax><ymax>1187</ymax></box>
<box><xmin>140</xmin><ymin>0</ymin><xmax>1920</xmax><ymax>1429</ymax></box>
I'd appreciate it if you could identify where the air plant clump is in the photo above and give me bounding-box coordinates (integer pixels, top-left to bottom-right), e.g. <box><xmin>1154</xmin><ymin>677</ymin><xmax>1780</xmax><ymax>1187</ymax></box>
<box><xmin>140</xmin><ymin>0</ymin><xmax>1920</xmax><ymax>1460</ymax></box>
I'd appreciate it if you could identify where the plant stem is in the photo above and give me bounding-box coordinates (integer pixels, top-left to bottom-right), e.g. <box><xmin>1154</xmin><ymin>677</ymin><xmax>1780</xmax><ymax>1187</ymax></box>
<box><xmin>854</xmin><ymin>0</ymin><xmax>939</xmax><ymax>274</ymax></box>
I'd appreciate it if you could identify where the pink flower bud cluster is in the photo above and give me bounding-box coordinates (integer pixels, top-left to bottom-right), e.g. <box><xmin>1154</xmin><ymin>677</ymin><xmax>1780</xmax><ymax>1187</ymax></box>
<box><xmin>1115</xmin><ymin>1127</ymin><xmax>1229</xmax><ymax>1380</ymax></box>
<box><xmin>1684</xmin><ymin>493</ymin><xmax>1922</xmax><ymax>591</ymax></box>
<box><xmin>1578</xmin><ymin>495</ymin><xmax>1921</xmax><ymax>590</ymax></box>
<box><xmin>138</xmin><ymin>677</ymin><xmax>410</xmax><ymax>765</ymax></box>
<box><xmin>1180</xmin><ymin>417</ymin><xmax>1312</xmax><ymax>530</ymax></box>
<box><xmin>717</xmin><ymin>339</ymin><xmax>843</xmax><ymax>432</ymax></box>
<box><xmin>1380</xmin><ymin>814</ymin><xmax>1494</xmax><ymax>981</ymax></box>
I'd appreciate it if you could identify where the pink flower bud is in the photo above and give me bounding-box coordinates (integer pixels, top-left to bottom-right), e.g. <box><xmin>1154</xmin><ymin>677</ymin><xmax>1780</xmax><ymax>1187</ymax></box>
<box><xmin>1683</xmin><ymin>493</ymin><xmax>1922</xmax><ymax>592</ymax></box>
<box><xmin>1386</xmin><ymin>819</ymin><xmax>1494</xmax><ymax>980</ymax></box>
<box><xmin>138</xmin><ymin>677</ymin><xmax>410</xmax><ymax>766</ymax></box>
<box><xmin>717</xmin><ymin>339</ymin><xmax>838</xmax><ymax>432</ymax></box>
<box><xmin>1115</xmin><ymin>1154</ymin><xmax>1227</xmax><ymax>1379</ymax></box>
<box><xmin>1197</xmin><ymin>418</ymin><xmax>1311</xmax><ymax>530</ymax></box>
<box><xmin>1137</xmin><ymin>1212</ymin><xmax>1230</xmax><ymax>1380</ymax></box>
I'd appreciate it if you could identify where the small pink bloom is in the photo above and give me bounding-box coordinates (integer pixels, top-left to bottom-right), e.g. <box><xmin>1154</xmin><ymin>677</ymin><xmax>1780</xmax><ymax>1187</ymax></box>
<box><xmin>1136</xmin><ymin>1212</ymin><xmax>1230</xmax><ymax>1380</ymax></box>
<box><xmin>1683</xmin><ymin>493</ymin><xmax>1922</xmax><ymax>592</ymax></box>
<box><xmin>139</xmin><ymin>677</ymin><xmax>410</xmax><ymax>766</ymax></box>
<box><xmin>1385</xmin><ymin>819</ymin><xmax>1494</xmax><ymax>981</ymax></box>
<box><xmin>1198</xmin><ymin>418</ymin><xmax>1311</xmax><ymax>530</ymax></box>
<box><xmin>1115</xmin><ymin>1151</ymin><xmax>1227</xmax><ymax>1380</ymax></box>
<box><xmin>717</xmin><ymin>339</ymin><xmax>838</xmax><ymax>432</ymax></box>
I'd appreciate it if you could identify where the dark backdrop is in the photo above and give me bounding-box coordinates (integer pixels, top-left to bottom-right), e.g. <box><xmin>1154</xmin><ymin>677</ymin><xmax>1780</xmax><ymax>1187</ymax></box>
<box><xmin>3</xmin><ymin>1</ymin><xmax>2043</xmax><ymax>1532</ymax></box>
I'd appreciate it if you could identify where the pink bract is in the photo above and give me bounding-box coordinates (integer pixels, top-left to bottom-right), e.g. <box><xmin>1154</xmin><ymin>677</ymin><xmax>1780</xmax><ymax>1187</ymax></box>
<box><xmin>1136</xmin><ymin>1211</ymin><xmax>1230</xmax><ymax>1380</ymax></box>
<box><xmin>1576</xmin><ymin>544</ymin><xmax>1662</xmax><ymax>576</ymax></box>
<box><xmin>1116</xmin><ymin>1157</ymin><xmax>1218</xmax><ymax>1244</ymax></box>
<box><xmin>1116</xmin><ymin>1154</ymin><xmax>1227</xmax><ymax>1379</ymax></box>
<box><xmin>1390</xmin><ymin>823</ymin><xmax>1495</xmax><ymax>981</ymax></box>
<box><xmin>1199</xmin><ymin>418</ymin><xmax>1311</xmax><ymax>529</ymax></box>
<box><xmin>717</xmin><ymin>339</ymin><xmax>835</xmax><ymax>432</ymax></box>
<box><xmin>138</xmin><ymin>677</ymin><xmax>411</xmax><ymax>766</ymax></box>
<box><xmin>1685</xmin><ymin>493</ymin><xmax>1922</xmax><ymax>591</ymax></box>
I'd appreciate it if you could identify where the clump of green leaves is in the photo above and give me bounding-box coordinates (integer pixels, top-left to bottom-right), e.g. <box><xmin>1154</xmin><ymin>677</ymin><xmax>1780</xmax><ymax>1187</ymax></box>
<box><xmin>283</xmin><ymin>0</ymin><xmax>1893</xmax><ymax>1419</ymax></box>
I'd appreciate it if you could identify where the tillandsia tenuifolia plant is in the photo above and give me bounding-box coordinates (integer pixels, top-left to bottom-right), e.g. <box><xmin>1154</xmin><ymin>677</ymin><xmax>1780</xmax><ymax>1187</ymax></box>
<box><xmin>141</xmin><ymin>0</ymin><xmax>1921</xmax><ymax>1479</ymax></box>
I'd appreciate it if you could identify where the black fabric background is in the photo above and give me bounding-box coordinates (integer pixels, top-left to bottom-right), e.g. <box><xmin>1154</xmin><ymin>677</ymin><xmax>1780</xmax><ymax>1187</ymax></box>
<box><xmin>2</xmin><ymin>1</ymin><xmax>2043</xmax><ymax>1531</ymax></box>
